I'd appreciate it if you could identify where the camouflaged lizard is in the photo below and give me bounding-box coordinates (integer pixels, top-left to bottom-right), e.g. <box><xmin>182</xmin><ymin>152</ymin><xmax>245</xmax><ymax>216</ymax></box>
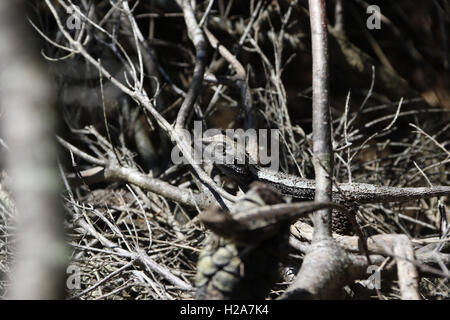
<box><xmin>202</xmin><ymin>134</ymin><xmax>450</xmax><ymax>234</ymax></box>
<box><xmin>202</xmin><ymin>134</ymin><xmax>450</xmax><ymax>204</ymax></box>
<box><xmin>195</xmin><ymin>182</ymin><xmax>349</xmax><ymax>300</ymax></box>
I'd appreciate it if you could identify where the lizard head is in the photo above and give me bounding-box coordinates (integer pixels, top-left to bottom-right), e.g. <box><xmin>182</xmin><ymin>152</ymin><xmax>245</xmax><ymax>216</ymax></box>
<box><xmin>201</xmin><ymin>134</ymin><xmax>247</xmax><ymax>164</ymax></box>
<box><xmin>201</xmin><ymin>133</ymin><xmax>253</xmax><ymax>184</ymax></box>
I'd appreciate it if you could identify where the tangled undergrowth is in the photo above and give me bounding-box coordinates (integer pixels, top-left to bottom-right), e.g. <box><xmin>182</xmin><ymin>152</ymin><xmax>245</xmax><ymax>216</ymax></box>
<box><xmin>0</xmin><ymin>0</ymin><xmax>449</xmax><ymax>299</ymax></box>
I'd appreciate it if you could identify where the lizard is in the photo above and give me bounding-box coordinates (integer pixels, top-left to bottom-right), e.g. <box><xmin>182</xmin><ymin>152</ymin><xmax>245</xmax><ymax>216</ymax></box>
<box><xmin>202</xmin><ymin>134</ymin><xmax>450</xmax><ymax>204</ymax></box>
<box><xmin>202</xmin><ymin>133</ymin><xmax>450</xmax><ymax>234</ymax></box>
<box><xmin>195</xmin><ymin>182</ymin><xmax>349</xmax><ymax>300</ymax></box>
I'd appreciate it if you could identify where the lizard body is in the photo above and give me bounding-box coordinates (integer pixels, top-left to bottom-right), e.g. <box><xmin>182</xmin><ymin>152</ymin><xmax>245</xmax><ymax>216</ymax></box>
<box><xmin>252</xmin><ymin>166</ymin><xmax>450</xmax><ymax>203</ymax></box>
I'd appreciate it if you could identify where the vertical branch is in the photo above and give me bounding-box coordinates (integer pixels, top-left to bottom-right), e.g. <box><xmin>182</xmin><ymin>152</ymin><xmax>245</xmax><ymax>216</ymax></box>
<box><xmin>175</xmin><ymin>0</ymin><xmax>208</xmax><ymax>129</ymax></box>
<box><xmin>393</xmin><ymin>236</ymin><xmax>420</xmax><ymax>300</ymax></box>
<box><xmin>281</xmin><ymin>1</ymin><xmax>347</xmax><ymax>300</ymax></box>
<box><xmin>310</xmin><ymin>0</ymin><xmax>333</xmax><ymax>240</ymax></box>
<box><xmin>0</xmin><ymin>1</ymin><xmax>67</xmax><ymax>299</ymax></box>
